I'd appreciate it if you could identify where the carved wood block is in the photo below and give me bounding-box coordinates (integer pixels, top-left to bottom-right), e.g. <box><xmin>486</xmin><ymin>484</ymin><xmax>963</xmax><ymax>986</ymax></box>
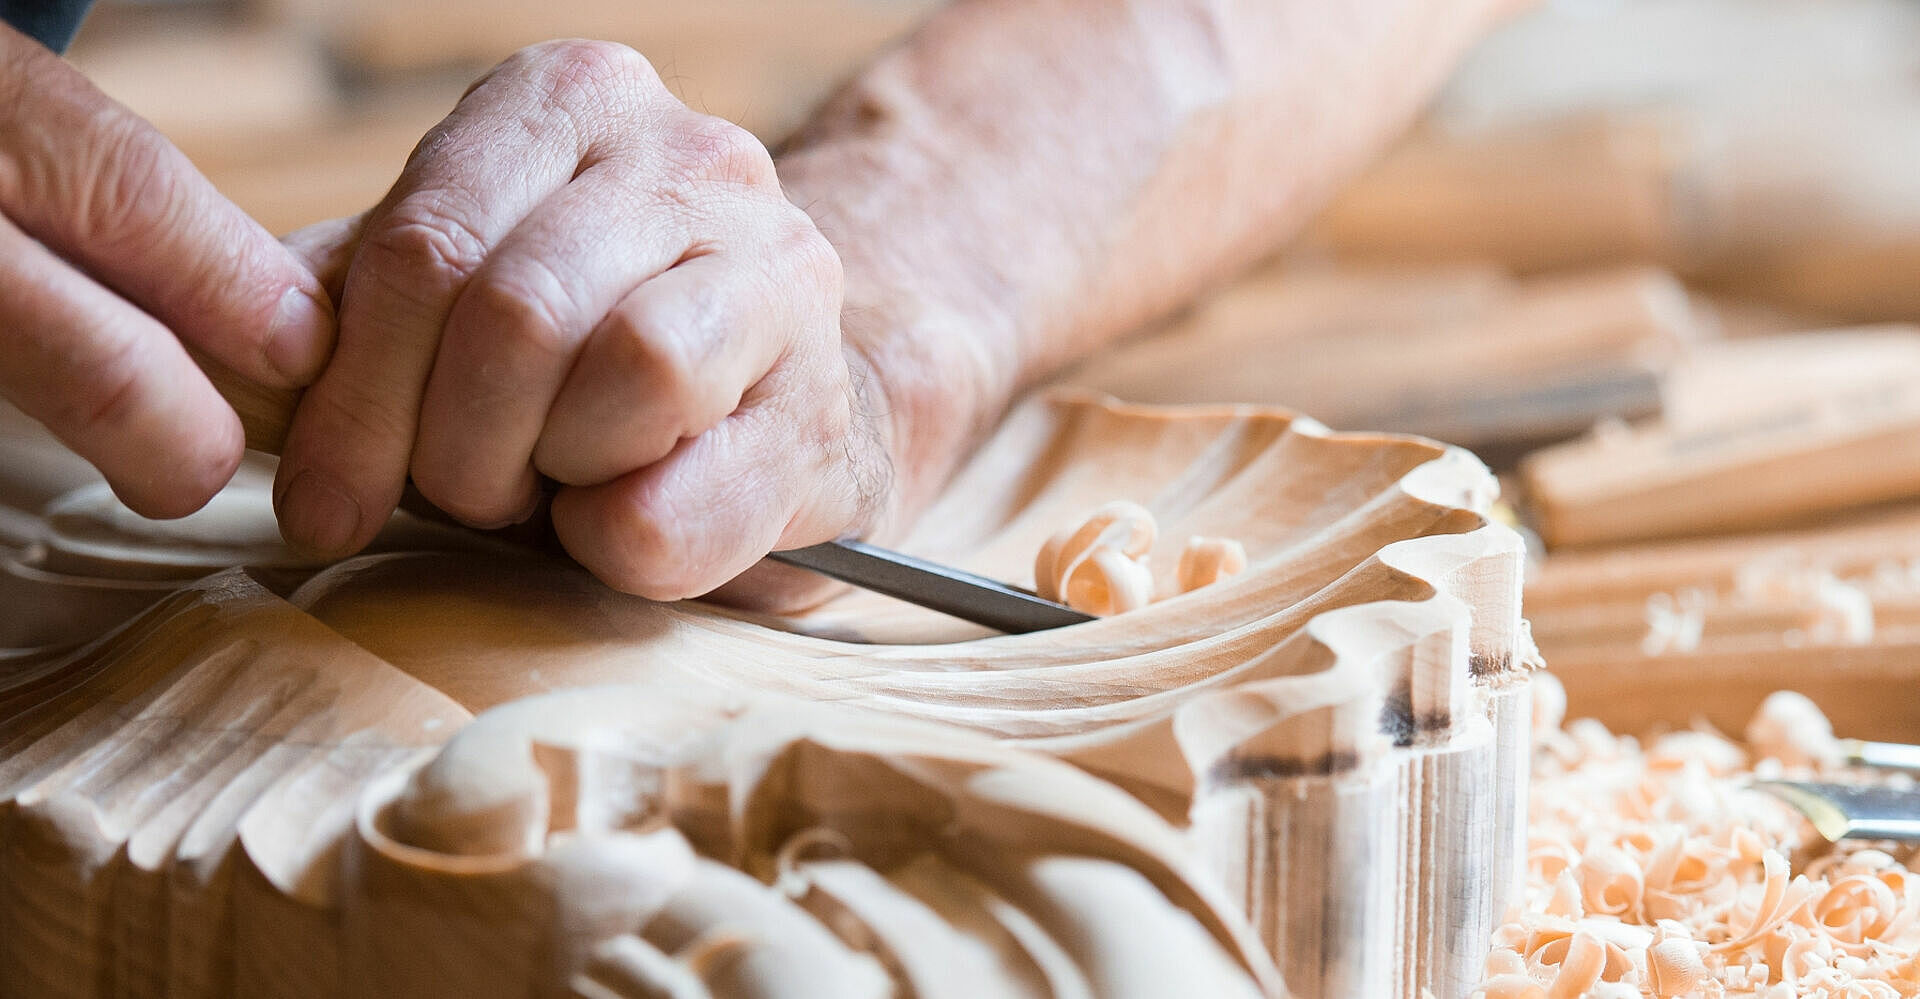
<box><xmin>0</xmin><ymin>393</ymin><xmax>1527</xmax><ymax>999</ymax></box>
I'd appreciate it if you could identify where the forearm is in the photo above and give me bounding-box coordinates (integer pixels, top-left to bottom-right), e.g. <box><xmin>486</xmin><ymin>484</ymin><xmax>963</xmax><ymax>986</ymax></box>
<box><xmin>778</xmin><ymin>0</ymin><xmax>1514</xmax><ymax>529</ymax></box>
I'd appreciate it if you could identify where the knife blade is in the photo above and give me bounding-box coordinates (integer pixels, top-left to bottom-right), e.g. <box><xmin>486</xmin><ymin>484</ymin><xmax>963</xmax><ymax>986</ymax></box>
<box><xmin>768</xmin><ymin>539</ymin><xmax>1095</xmax><ymax>634</ymax></box>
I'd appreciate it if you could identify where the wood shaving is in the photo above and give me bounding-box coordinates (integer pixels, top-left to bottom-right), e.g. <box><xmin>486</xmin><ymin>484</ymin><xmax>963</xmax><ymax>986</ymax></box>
<box><xmin>1643</xmin><ymin>588</ymin><xmax>1709</xmax><ymax>655</ymax></box>
<box><xmin>1639</xmin><ymin>568</ymin><xmax>1876</xmax><ymax>660</ymax></box>
<box><xmin>1747</xmin><ymin>691</ymin><xmax>1846</xmax><ymax>771</ymax></box>
<box><xmin>1033</xmin><ymin>503</ymin><xmax>1246</xmax><ymax>615</ymax></box>
<box><xmin>1177</xmin><ymin>536</ymin><xmax>1248</xmax><ymax>593</ymax></box>
<box><xmin>1035</xmin><ymin>501</ymin><xmax>1158</xmax><ymax>615</ymax></box>
<box><xmin>1476</xmin><ymin>674</ymin><xmax>1920</xmax><ymax>998</ymax></box>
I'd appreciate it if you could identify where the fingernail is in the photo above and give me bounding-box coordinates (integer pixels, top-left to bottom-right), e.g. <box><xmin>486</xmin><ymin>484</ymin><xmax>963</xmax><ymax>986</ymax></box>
<box><xmin>266</xmin><ymin>287</ymin><xmax>334</xmax><ymax>384</ymax></box>
<box><xmin>279</xmin><ymin>470</ymin><xmax>363</xmax><ymax>555</ymax></box>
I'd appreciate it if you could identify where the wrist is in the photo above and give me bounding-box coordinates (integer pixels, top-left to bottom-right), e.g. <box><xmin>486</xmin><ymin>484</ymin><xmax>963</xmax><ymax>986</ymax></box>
<box><xmin>781</xmin><ymin>141</ymin><xmax>1022</xmax><ymax>538</ymax></box>
<box><xmin>839</xmin><ymin>294</ymin><xmax>1012</xmax><ymax>540</ymax></box>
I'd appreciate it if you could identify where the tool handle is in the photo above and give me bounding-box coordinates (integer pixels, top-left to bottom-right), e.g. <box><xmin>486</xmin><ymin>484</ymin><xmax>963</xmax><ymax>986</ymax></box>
<box><xmin>205</xmin><ymin>355</ymin><xmax>565</xmax><ymax>551</ymax></box>
<box><xmin>200</xmin><ymin>351</ymin><xmax>298</xmax><ymax>457</ymax></box>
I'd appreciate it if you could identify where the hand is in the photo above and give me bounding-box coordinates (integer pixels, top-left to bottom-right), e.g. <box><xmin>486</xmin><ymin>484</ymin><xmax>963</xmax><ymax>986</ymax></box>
<box><xmin>0</xmin><ymin>23</ymin><xmax>335</xmax><ymax>517</ymax></box>
<box><xmin>275</xmin><ymin>40</ymin><xmax>890</xmax><ymax>605</ymax></box>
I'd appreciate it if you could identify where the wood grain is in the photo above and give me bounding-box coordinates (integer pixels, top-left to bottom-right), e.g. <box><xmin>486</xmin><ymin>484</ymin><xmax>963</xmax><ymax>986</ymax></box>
<box><xmin>0</xmin><ymin>392</ymin><xmax>1528</xmax><ymax>999</ymax></box>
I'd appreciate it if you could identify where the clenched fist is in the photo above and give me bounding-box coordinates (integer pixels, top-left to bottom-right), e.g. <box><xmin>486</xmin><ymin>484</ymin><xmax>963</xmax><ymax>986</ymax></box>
<box><xmin>275</xmin><ymin>41</ymin><xmax>890</xmax><ymax>603</ymax></box>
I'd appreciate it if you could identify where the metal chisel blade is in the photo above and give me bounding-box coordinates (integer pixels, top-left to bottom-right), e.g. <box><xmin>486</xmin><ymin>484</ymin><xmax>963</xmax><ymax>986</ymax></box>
<box><xmin>1754</xmin><ymin>780</ymin><xmax>1920</xmax><ymax>843</ymax></box>
<box><xmin>767</xmin><ymin>539</ymin><xmax>1095</xmax><ymax>634</ymax></box>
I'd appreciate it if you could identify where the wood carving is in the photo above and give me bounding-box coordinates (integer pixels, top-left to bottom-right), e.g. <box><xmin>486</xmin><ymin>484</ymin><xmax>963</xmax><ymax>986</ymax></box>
<box><xmin>0</xmin><ymin>392</ymin><xmax>1530</xmax><ymax>999</ymax></box>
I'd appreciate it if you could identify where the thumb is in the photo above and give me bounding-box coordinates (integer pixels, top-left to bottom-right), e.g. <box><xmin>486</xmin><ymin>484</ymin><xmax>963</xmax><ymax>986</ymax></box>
<box><xmin>281</xmin><ymin>213</ymin><xmax>368</xmax><ymax>308</ymax></box>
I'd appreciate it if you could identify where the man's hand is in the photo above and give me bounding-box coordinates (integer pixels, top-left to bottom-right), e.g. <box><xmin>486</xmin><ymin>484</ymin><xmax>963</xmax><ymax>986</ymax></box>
<box><xmin>275</xmin><ymin>40</ymin><xmax>888</xmax><ymax>603</ymax></box>
<box><xmin>0</xmin><ymin>23</ymin><xmax>335</xmax><ymax>517</ymax></box>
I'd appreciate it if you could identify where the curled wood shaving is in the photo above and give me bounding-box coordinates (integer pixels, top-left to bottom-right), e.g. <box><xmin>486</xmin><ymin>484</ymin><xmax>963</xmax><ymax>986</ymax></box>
<box><xmin>773</xmin><ymin>826</ymin><xmax>855</xmax><ymax>896</ymax></box>
<box><xmin>1033</xmin><ymin>504</ymin><xmax>1246</xmax><ymax>615</ymax></box>
<box><xmin>1177</xmin><ymin>537</ymin><xmax>1248</xmax><ymax>593</ymax></box>
<box><xmin>1747</xmin><ymin>691</ymin><xmax>1846</xmax><ymax>770</ymax></box>
<box><xmin>1477</xmin><ymin>676</ymin><xmax>1920</xmax><ymax>998</ymax></box>
<box><xmin>1035</xmin><ymin>501</ymin><xmax>1157</xmax><ymax>615</ymax></box>
<box><xmin>1648</xmin><ymin>933</ymin><xmax>1711</xmax><ymax>998</ymax></box>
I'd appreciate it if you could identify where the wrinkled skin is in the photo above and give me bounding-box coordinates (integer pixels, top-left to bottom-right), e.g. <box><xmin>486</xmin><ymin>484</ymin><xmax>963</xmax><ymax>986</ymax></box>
<box><xmin>273</xmin><ymin>41</ymin><xmax>889</xmax><ymax>604</ymax></box>
<box><xmin>0</xmin><ymin>21</ymin><xmax>334</xmax><ymax>517</ymax></box>
<box><xmin>2</xmin><ymin>0</ymin><xmax>1524</xmax><ymax>610</ymax></box>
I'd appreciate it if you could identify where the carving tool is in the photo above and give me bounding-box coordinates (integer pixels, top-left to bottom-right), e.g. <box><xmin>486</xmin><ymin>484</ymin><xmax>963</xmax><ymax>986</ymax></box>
<box><xmin>1753</xmin><ymin>781</ymin><xmax>1920</xmax><ymax>843</ymax></box>
<box><xmin>1752</xmin><ymin>738</ymin><xmax>1920</xmax><ymax>842</ymax></box>
<box><xmin>207</xmin><ymin>363</ymin><xmax>1094</xmax><ymax>634</ymax></box>
<box><xmin>1841</xmin><ymin>738</ymin><xmax>1920</xmax><ymax>773</ymax></box>
<box><xmin>766</xmin><ymin>539</ymin><xmax>1095</xmax><ymax>634</ymax></box>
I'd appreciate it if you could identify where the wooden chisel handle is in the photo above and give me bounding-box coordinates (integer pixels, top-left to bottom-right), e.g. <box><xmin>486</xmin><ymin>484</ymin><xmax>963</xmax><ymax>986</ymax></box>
<box><xmin>202</xmin><ymin>353</ymin><xmax>565</xmax><ymax>551</ymax></box>
<box><xmin>201</xmin><ymin>353</ymin><xmax>298</xmax><ymax>456</ymax></box>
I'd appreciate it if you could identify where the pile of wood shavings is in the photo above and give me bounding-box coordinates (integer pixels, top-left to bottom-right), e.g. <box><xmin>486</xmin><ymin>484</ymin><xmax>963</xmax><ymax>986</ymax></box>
<box><xmin>1476</xmin><ymin>684</ymin><xmax>1920</xmax><ymax>998</ymax></box>
<box><xmin>1033</xmin><ymin>501</ymin><xmax>1246</xmax><ymax>615</ymax></box>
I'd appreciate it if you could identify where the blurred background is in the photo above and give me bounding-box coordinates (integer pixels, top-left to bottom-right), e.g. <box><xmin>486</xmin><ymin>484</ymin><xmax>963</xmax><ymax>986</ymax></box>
<box><xmin>27</xmin><ymin>0</ymin><xmax>1920</xmax><ymax>731</ymax></box>
<box><xmin>63</xmin><ymin>0</ymin><xmax>1920</xmax><ymax>318</ymax></box>
<box><xmin>62</xmin><ymin>0</ymin><xmax>948</xmax><ymax>235</ymax></box>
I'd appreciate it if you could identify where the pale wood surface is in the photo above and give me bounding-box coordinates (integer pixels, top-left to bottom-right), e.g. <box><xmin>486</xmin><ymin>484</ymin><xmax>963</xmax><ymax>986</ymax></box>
<box><xmin>1521</xmin><ymin>334</ymin><xmax>1920</xmax><ymax>549</ymax></box>
<box><xmin>1524</xmin><ymin>500</ymin><xmax>1920</xmax><ymax>741</ymax></box>
<box><xmin>0</xmin><ymin>392</ymin><xmax>1528</xmax><ymax>999</ymax></box>
<box><xmin>1063</xmin><ymin>265</ymin><xmax>1693</xmax><ymax>450</ymax></box>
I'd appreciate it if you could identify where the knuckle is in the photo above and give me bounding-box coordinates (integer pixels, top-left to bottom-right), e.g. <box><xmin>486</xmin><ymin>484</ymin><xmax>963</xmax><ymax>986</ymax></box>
<box><xmin>781</xmin><ymin>218</ymin><xmax>843</xmax><ymax>296</ymax></box>
<box><xmin>361</xmin><ymin>193</ymin><xmax>488</xmax><ymax>294</ymax></box>
<box><xmin>459</xmin><ymin>264</ymin><xmax>580</xmax><ymax>363</ymax></box>
<box><xmin>617</xmin><ymin>526</ymin><xmax>687</xmax><ymax>598</ymax></box>
<box><xmin>798</xmin><ymin>385</ymin><xmax>858</xmax><ymax>468</ymax></box>
<box><xmin>668</xmin><ymin>116</ymin><xmax>776</xmax><ymax>189</ymax></box>
<box><xmin>521</xmin><ymin>39</ymin><xmax>661</xmax><ymax>110</ymax></box>
<box><xmin>306</xmin><ymin>380</ymin><xmax>413</xmax><ymax>467</ymax></box>
<box><xmin>0</xmin><ymin>32</ymin><xmax>39</xmax><ymax>111</ymax></box>
<box><xmin>556</xmin><ymin>39</ymin><xmax>653</xmax><ymax>82</ymax></box>
<box><xmin>817</xmin><ymin>377</ymin><xmax>859</xmax><ymax>441</ymax></box>
<box><xmin>68</xmin><ymin>115</ymin><xmax>186</xmax><ymax>253</ymax></box>
<box><xmin>412</xmin><ymin>466</ymin><xmax>518</xmax><ymax>527</ymax></box>
<box><xmin>623</xmin><ymin>518</ymin><xmax>721</xmax><ymax>601</ymax></box>
<box><xmin>528</xmin><ymin>434</ymin><xmax>587</xmax><ymax>487</ymax></box>
<box><xmin>602</xmin><ymin>298</ymin><xmax>706</xmax><ymax>424</ymax></box>
<box><xmin>562</xmin><ymin>499</ymin><xmax>683</xmax><ymax>599</ymax></box>
<box><xmin>54</xmin><ymin>334</ymin><xmax>147</xmax><ymax>439</ymax></box>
